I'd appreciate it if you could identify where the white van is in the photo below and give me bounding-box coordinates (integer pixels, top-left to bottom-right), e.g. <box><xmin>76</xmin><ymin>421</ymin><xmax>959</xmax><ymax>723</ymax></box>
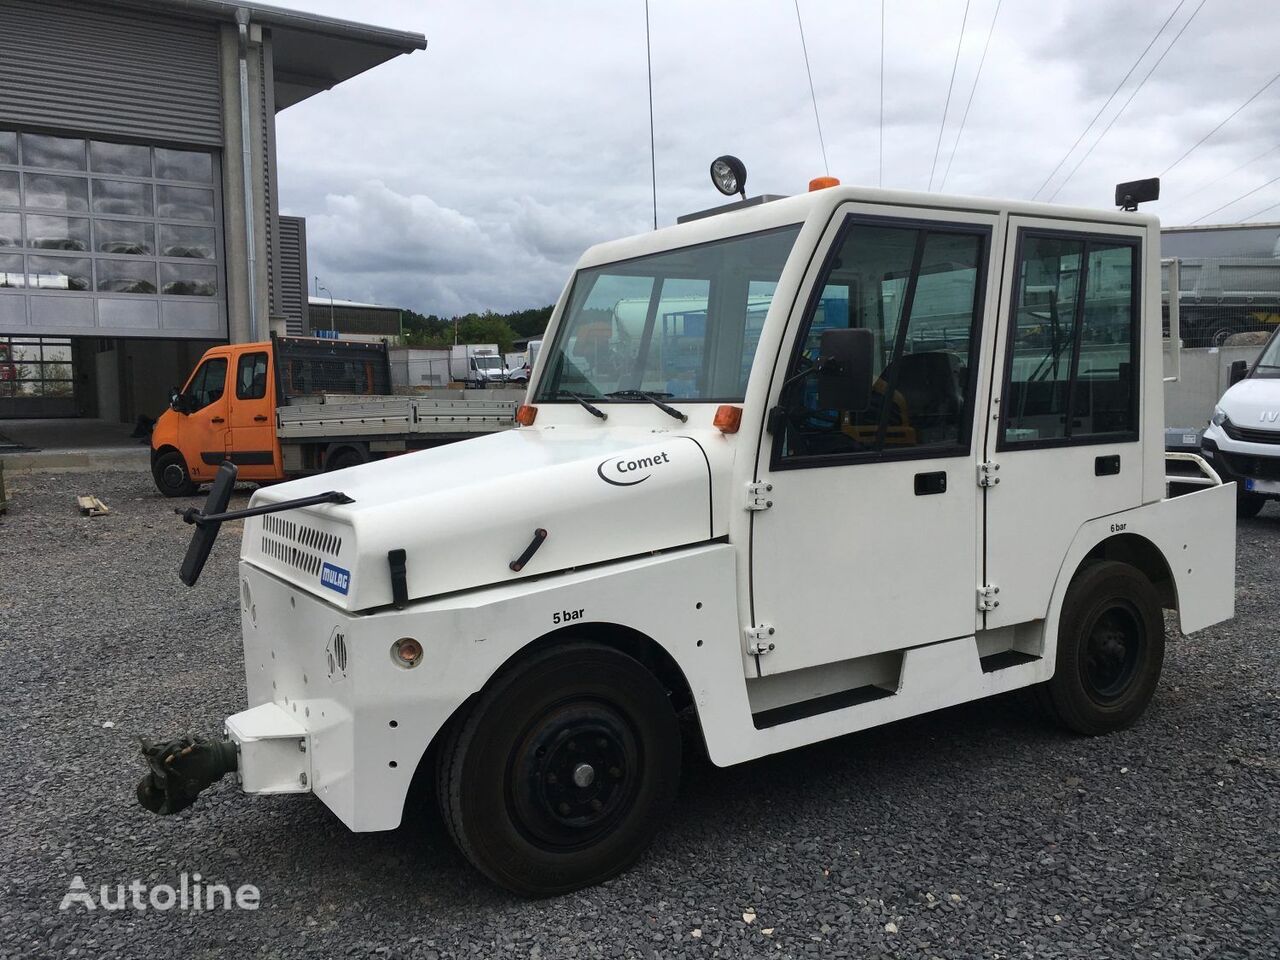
<box><xmin>142</xmin><ymin>177</ymin><xmax>1236</xmax><ymax>897</ymax></box>
<box><xmin>1201</xmin><ymin>326</ymin><xmax>1280</xmax><ymax>516</ymax></box>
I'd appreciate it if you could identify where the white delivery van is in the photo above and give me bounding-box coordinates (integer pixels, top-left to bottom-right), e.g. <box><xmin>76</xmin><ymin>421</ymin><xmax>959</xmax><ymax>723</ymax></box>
<box><xmin>1200</xmin><ymin>325</ymin><xmax>1280</xmax><ymax>516</ymax></box>
<box><xmin>142</xmin><ymin>172</ymin><xmax>1236</xmax><ymax>898</ymax></box>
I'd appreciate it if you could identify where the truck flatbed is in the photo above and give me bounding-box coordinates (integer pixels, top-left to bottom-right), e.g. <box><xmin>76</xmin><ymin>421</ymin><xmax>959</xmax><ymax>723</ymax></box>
<box><xmin>276</xmin><ymin>393</ymin><xmax>517</xmax><ymax>440</ymax></box>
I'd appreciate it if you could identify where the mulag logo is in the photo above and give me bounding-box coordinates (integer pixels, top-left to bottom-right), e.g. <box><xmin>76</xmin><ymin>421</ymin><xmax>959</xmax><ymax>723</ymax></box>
<box><xmin>597</xmin><ymin>450</ymin><xmax>673</xmax><ymax>487</ymax></box>
<box><xmin>320</xmin><ymin>562</ymin><xmax>351</xmax><ymax>595</ymax></box>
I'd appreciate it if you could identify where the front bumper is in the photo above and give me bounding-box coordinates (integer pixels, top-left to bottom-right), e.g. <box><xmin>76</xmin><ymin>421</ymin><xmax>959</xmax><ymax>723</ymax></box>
<box><xmin>1202</xmin><ymin>423</ymin><xmax>1280</xmax><ymax>496</ymax></box>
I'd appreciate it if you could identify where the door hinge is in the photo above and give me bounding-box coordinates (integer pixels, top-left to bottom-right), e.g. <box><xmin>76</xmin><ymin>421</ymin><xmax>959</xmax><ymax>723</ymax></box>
<box><xmin>745</xmin><ymin>480</ymin><xmax>774</xmax><ymax>511</ymax></box>
<box><xmin>977</xmin><ymin>461</ymin><xmax>1001</xmax><ymax>487</ymax></box>
<box><xmin>745</xmin><ymin>624</ymin><xmax>777</xmax><ymax>656</ymax></box>
<box><xmin>977</xmin><ymin>584</ymin><xmax>1002</xmax><ymax>611</ymax></box>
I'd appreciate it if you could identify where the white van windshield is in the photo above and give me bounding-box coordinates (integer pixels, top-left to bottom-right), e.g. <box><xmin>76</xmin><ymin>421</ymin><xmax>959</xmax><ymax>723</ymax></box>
<box><xmin>1256</xmin><ymin>330</ymin><xmax>1280</xmax><ymax>378</ymax></box>
<box><xmin>536</xmin><ymin>225</ymin><xmax>801</xmax><ymax>403</ymax></box>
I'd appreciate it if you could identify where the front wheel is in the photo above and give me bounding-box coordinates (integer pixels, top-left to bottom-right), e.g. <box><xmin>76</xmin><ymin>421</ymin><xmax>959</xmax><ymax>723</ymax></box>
<box><xmin>152</xmin><ymin>451</ymin><xmax>197</xmax><ymax>497</ymax></box>
<box><xmin>436</xmin><ymin>643</ymin><xmax>681</xmax><ymax>896</ymax></box>
<box><xmin>1046</xmin><ymin>561</ymin><xmax>1165</xmax><ymax>736</ymax></box>
<box><xmin>1237</xmin><ymin>490</ymin><xmax>1266</xmax><ymax>518</ymax></box>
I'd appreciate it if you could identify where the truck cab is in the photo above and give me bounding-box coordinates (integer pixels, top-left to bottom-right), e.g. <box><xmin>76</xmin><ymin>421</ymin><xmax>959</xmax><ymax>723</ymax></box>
<box><xmin>148</xmin><ymin>181</ymin><xmax>1236</xmax><ymax>897</ymax></box>
<box><xmin>1201</xmin><ymin>324</ymin><xmax>1280</xmax><ymax>516</ymax></box>
<box><xmin>151</xmin><ymin>342</ymin><xmax>281</xmax><ymax>495</ymax></box>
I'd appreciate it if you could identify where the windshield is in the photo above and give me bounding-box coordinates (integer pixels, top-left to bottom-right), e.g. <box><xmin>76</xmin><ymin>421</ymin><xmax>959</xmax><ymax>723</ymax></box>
<box><xmin>474</xmin><ymin>356</ymin><xmax>502</xmax><ymax>370</ymax></box>
<box><xmin>1255</xmin><ymin>329</ymin><xmax>1280</xmax><ymax>377</ymax></box>
<box><xmin>536</xmin><ymin>225</ymin><xmax>801</xmax><ymax>403</ymax></box>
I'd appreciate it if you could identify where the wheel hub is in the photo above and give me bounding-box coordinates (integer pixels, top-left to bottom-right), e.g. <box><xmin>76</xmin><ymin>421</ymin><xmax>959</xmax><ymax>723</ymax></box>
<box><xmin>509</xmin><ymin>702</ymin><xmax>639</xmax><ymax>850</ymax></box>
<box><xmin>1083</xmin><ymin>603</ymin><xmax>1144</xmax><ymax>704</ymax></box>
<box><xmin>162</xmin><ymin>464</ymin><xmax>185</xmax><ymax>487</ymax></box>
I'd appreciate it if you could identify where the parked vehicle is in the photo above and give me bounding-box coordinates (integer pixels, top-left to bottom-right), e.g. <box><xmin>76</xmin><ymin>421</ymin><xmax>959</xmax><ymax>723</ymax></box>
<box><xmin>150</xmin><ymin>336</ymin><xmax>515</xmax><ymax>496</ymax></box>
<box><xmin>1164</xmin><ymin>252</ymin><xmax>1280</xmax><ymax>346</ymax></box>
<box><xmin>449</xmin><ymin>343</ymin><xmax>506</xmax><ymax>386</ymax></box>
<box><xmin>504</xmin><ymin>339</ymin><xmax>543</xmax><ymax>383</ymax></box>
<box><xmin>1200</xmin><ymin>324</ymin><xmax>1280</xmax><ymax>517</ymax></box>
<box><xmin>142</xmin><ymin>174</ymin><xmax>1235</xmax><ymax>897</ymax></box>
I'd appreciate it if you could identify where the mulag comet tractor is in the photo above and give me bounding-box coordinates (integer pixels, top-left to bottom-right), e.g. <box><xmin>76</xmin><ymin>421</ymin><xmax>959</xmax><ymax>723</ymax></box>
<box><xmin>139</xmin><ymin>164</ymin><xmax>1235</xmax><ymax>896</ymax></box>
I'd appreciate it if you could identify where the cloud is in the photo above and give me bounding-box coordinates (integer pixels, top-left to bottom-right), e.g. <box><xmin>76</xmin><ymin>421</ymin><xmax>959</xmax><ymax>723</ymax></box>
<box><xmin>275</xmin><ymin>0</ymin><xmax>1280</xmax><ymax>315</ymax></box>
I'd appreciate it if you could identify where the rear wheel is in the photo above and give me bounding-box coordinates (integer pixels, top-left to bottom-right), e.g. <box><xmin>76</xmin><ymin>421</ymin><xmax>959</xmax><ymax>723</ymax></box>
<box><xmin>1046</xmin><ymin>561</ymin><xmax>1165</xmax><ymax>736</ymax></box>
<box><xmin>436</xmin><ymin>643</ymin><xmax>680</xmax><ymax>896</ymax></box>
<box><xmin>152</xmin><ymin>451</ymin><xmax>197</xmax><ymax>497</ymax></box>
<box><xmin>324</xmin><ymin>445</ymin><xmax>367</xmax><ymax>471</ymax></box>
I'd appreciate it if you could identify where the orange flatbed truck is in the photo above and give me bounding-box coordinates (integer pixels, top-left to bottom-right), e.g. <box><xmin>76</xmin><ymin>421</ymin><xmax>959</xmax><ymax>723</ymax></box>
<box><xmin>151</xmin><ymin>335</ymin><xmax>517</xmax><ymax>497</ymax></box>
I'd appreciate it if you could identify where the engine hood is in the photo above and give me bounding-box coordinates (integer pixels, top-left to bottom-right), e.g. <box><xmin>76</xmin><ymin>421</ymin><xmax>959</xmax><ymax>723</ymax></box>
<box><xmin>1220</xmin><ymin>378</ymin><xmax>1280</xmax><ymax>432</ymax></box>
<box><xmin>241</xmin><ymin>427</ymin><xmax>724</xmax><ymax>611</ymax></box>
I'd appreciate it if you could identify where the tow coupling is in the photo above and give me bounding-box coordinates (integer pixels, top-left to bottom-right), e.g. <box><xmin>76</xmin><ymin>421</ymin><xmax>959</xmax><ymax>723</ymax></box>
<box><xmin>136</xmin><ymin>736</ymin><xmax>238</xmax><ymax>815</ymax></box>
<box><xmin>136</xmin><ymin>703</ymin><xmax>313</xmax><ymax>816</ymax></box>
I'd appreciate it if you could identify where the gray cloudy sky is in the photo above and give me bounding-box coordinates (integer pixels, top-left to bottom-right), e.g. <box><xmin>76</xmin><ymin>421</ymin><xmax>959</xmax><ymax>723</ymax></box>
<box><xmin>274</xmin><ymin>0</ymin><xmax>1280</xmax><ymax>316</ymax></box>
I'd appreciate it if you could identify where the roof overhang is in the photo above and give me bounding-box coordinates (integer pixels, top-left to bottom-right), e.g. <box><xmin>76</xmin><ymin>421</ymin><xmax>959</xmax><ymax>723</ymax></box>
<box><xmin>117</xmin><ymin>0</ymin><xmax>426</xmax><ymax>110</ymax></box>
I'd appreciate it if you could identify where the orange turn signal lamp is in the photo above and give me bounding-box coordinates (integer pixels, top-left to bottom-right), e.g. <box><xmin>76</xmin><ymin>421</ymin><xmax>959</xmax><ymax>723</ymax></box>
<box><xmin>714</xmin><ymin>404</ymin><xmax>742</xmax><ymax>434</ymax></box>
<box><xmin>516</xmin><ymin>404</ymin><xmax>538</xmax><ymax>426</ymax></box>
<box><xmin>809</xmin><ymin>176</ymin><xmax>841</xmax><ymax>191</ymax></box>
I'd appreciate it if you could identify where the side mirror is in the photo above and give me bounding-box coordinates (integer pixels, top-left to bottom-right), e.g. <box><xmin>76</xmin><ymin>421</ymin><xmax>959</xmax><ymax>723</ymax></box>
<box><xmin>816</xmin><ymin>328</ymin><xmax>875</xmax><ymax>412</ymax></box>
<box><xmin>1229</xmin><ymin>359</ymin><xmax>1249</xmax><ymax>385</ymax></box>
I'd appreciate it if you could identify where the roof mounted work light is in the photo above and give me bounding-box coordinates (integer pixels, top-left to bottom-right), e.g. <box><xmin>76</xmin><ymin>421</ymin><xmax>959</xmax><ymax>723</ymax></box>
<box><xmin>1115</xmin><ymin>177</ymin><xmax>1159</xmax><ymax>211</ymax></box>
<box><xmin>710</xmin><ymin>155</ymin><xmax>747</xmax><ymax>200</ymax></box>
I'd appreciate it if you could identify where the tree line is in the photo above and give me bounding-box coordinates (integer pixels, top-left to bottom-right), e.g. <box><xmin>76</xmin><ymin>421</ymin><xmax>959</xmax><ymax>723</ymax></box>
<box><xmin>401</xmin><ymin>306</ymin><xmax>554</xmax><ymax>353</ymax></box>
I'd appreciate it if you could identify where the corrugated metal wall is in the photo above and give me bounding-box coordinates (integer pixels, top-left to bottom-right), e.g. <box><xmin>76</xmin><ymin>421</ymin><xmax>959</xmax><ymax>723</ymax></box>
<box><xmin>277</xmin><ymin>216</ymin><xmax>309</xmax><ymax>336</ymax></box>
<box><xmin>0</xmin><ymin>0</ymin><xmax>222</xmax><ymax>146</ymax></box>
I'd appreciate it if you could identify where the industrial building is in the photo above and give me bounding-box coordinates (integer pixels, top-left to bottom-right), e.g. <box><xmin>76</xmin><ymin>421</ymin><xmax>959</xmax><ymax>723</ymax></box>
<box><xmin>0</xmin><ymin>0</ymin><xmax>424</xmax><ymax>420</ymax></box>
<box><xmin>307</xmin><ymin>295</ymin><xmax>405</xmax><ymax>342</ymax></box>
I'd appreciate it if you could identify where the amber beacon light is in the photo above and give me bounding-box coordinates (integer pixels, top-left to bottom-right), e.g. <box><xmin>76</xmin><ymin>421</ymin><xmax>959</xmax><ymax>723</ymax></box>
<box><xmin>809</xmin><ymin>176</ymin><xmax>841</xmax><ymax>191</ymax></box>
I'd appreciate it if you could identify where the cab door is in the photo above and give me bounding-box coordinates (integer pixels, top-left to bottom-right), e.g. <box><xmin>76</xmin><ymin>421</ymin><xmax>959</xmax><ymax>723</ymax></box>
<box><xmin>227</xmin><ymin>347</ymin><xmax>281</xmax><ymax>480</ymax></box>
<box><xmin>178</xmin><ymin>352</ymin><xmax>231</xmax><ymax>483</ymax></box>
<box><xmin>748</xmin><ymin>205</ymin><xmax>1001</xmax><ymax>677</ymax></box>
<box><xmin>981</xmin><ymin>218</ymin><xmax>1146</xmax><ymax>629</ymax></box>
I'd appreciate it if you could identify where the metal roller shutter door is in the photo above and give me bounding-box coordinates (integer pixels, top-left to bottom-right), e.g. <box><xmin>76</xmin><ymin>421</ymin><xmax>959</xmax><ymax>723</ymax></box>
<box><xmin>0</xmin><ymin>0</ymin><xmax>222</xmax><ymax>146</ymax></box>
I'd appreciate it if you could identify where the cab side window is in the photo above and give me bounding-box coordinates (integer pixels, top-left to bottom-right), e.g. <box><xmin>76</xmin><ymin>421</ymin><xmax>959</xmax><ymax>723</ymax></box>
<box><xmin>1000</xmin><ymin>233</ymin><xmax>1139</xmax><ymax>447</ymax></box>
<box><xmin>236</xmin><ymin>352</ymin><xmax>268</xmax><ymax>400</ymax></box>
<box><xmin>775</xmin><ymin>218</ymin><xmax>988</xmax><ymax>464</ymax></box>
<box><xmin>187</xmin><ymin>357</ymin><xmax>227</xmax><ymax>410</ymax></box>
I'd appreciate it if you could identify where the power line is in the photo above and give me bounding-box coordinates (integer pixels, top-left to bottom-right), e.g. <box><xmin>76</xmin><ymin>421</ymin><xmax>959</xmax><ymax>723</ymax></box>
<box><xmin>793</xmin><ymin>0</ymin><xmax>829</xmax><ymax>177</ymax></box>
<box><xmin>1032</xmin><ymin>0</ymin><xmax>1187</xmax><ymax>201</ymax></box>
<box><xmin>1243</xmin><ymin>196</ymin><xmax>1280</xmax><ymax>221</ymax></box>
<box><xmin>939</xmin><ymin>0</ymin><xmax>1001</xmax><ymax>193</ymax></box>
<box><xmin>879</xmin><ymin>0</ymin><xmax>884</xmax><ymax>187</ymax></box>
<box><xmin>1162</xmin><ymin>70</ymin><xmax>1280</xmax><ymax>177</ymax></box>
<box><xmin>928</xmin><ymin>0</ymin><xmax>971</xmax><ymax>191</ymax></box>
<box><xmin>644</xmin><ymin>0</ymin><xmax>657</xmax><ymax>230</ymax></box>
<box><xmin>1176</xmin><ymin>140</ymin><xmax>1280</xmax><ymax>205</ymax></box>
<box><xmin>1191</xmin><ymin>171</ymin><xmax>1280</xmax><ymax>224</ymax></box>
<box><xmin>1047</xmin><ymin>0</ymin><xmax>1208</xmax><ymax>203</ymax></box>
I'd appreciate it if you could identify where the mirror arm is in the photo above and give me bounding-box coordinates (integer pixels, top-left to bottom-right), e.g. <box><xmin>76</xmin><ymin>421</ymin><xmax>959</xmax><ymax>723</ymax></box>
<box><xmin>178</xmin><ymin>490</ymin><xmax>354</xmax><ymax>528</ymax></box>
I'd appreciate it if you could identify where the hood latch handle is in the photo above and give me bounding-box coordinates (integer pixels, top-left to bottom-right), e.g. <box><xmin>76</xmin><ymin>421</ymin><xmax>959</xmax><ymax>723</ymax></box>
<box><xmin>509</xmin><ymin>528</ymin><xmax>549</xmax><ymax>573</ymax></box>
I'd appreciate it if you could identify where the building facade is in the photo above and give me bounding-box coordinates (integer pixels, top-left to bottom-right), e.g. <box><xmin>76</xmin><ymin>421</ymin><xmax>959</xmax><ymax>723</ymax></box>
<box><xmin>0</xmin><ymin>0</ymin><xmax>423</xmax><ymax>418</ymax></box>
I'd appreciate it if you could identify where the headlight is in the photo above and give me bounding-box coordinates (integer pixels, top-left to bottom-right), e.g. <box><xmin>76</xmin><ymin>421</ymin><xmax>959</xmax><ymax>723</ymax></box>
<box><xmin>1211</xmin><ymin>407</ymin><xmax>1228</xmax><ymax>427</ymax></box>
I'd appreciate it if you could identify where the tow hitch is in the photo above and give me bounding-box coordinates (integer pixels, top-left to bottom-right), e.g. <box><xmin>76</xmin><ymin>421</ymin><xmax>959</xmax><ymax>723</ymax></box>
<box><xmin>136</xmin><ymin>736</ymin><xmax>238</xmax><ymax>815</ymax></box>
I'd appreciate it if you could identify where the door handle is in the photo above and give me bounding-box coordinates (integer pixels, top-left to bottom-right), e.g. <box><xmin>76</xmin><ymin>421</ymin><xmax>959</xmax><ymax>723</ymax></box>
<box><xmin>211</xmin><ymin>417</ymin><xmax>225</xmax><ymax>424</ymax></box>
<box><xmin>914</xmin><ymin>471</ymin><xmax>947</xmax><ymax>495</ymax></box>
<box><xmin>253</xmin><ymin>415</ymin><xmax>269</xmax><ymax>422</ymax></box>
<box><xmin>1095</xmin><ymin>454</ymin><xmax>1121</xmax><ymax>476</ymax></box>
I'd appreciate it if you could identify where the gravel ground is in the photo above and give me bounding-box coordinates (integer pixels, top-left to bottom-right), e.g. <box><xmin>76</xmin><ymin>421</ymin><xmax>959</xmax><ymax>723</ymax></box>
<box><xmin>0</xmin><ymin>469</ymin><xmax>1276</xmax><ymax>960</ymax></box>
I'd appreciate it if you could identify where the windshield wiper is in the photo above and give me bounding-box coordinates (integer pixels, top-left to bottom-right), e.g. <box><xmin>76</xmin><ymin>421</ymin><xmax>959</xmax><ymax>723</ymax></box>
<box><xmin>607</xmin><ymin>390</ymin><xmax>688</xmax><ymax>423</ymax></box>
<box><xmin>556</xmin><ymin>390</ymin><xmax>607</xmax><ymax>420</ymax></box>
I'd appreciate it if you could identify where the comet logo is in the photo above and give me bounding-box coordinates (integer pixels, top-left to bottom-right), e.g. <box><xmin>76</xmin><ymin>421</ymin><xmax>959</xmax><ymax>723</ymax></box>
<box><xmin>597</xmin><ymin>451</ymin><xmax>672</xmax><ymax>487</ymax></box>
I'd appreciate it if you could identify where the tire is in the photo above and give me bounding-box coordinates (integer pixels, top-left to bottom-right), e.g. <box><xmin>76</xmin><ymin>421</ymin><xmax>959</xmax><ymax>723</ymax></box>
<box><xmin>152</xmin><ymin>450</ymin><xmax>197</xmax><ymax>497</ymax></box>
<box><xmin>436</xmin><ymin>643</ymin><xmax>681</xmax><ymax>896</ymax></box>
<box><xmin>1046</xmin><ymin>561</ymin><xmax>1165</xmax><ymax>736</ymax></box>
<box><xmin>1237</xmin><ymin>491</ymin><xmax>1266</xmax><ymax>518</ymax></box>
<box><xmin>324</xmin><ymin>445</ymin><xmax>367</xmax><ymax>472</ymax></box>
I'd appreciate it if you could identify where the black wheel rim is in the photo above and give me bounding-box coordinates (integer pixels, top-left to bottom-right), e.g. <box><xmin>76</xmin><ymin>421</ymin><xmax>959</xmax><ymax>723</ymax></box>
<box><xmin>162</xmin><ymin>462</ymin><xmax>186</xmax><ymax>490</ymax></box>
<box><xmin>1081</xmin><ymin>600</ymin><xmax>1145</xmax><ymax>705</ymax></box>
<box><xmin>507</xmin><ymin>700</ymin><xmax>641</xmax><ymax>851</ymax></box>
